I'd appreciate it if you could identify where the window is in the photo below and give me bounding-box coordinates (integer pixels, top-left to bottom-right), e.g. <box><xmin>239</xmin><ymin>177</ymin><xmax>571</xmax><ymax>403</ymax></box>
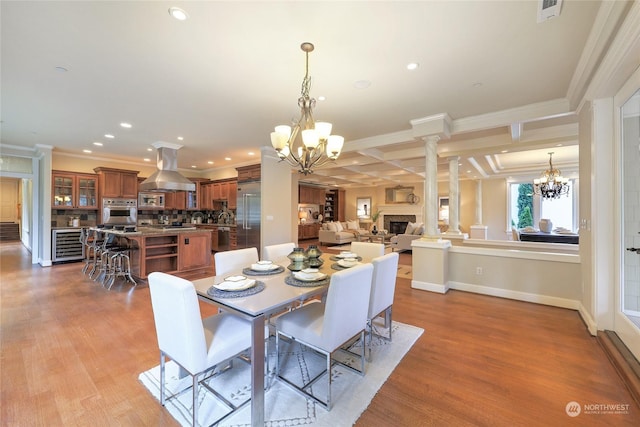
<box><xmin>508</xmin><ymin>180</ymin><xmax>577</xmax><ymax>231</ymax></box>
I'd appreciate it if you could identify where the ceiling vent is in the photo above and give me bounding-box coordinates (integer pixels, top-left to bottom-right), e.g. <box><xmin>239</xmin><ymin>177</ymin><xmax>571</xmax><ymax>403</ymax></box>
<box><xmin>139</xmin><ymin>141</ymin><xmax>195</xmax><ymax>192</ymax></box>
<box><xmin>537</xmin><ymin>0</ymin><xmax>563</xmax><ymax>23</ymax></box>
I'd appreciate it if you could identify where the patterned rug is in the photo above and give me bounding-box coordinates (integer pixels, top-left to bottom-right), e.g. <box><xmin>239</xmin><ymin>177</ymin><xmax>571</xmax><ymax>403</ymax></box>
<box><xmin>139</xmin><ymin>321</ymin><xmax>423</xmax><ymax>427</ymax></box>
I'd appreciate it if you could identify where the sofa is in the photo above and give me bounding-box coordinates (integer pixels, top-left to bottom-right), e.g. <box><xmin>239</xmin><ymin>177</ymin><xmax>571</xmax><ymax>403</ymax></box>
<box><xmin>389</xmin><ymin>221</ymin><xmax>424</xmax><ymax>252</ymax></box>
<box><xmin>318</xmin><ymin>220</ymin><xmax>366</xmax><ymax>245</ymax></box>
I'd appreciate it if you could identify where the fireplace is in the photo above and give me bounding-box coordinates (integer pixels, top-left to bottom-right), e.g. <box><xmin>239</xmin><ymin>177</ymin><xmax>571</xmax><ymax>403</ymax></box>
<box><xmin>389</xmin><ymin>221</ymin><xmax>408</xmax><ymax>234</ymax></box>
<box><xmin>384</xmin><ymin>215</ymin><xmax>416</xmax><ymax>234</ymax></box>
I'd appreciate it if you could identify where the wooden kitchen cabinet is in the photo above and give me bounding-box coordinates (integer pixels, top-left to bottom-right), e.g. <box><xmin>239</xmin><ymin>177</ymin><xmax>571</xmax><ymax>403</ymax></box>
<box><xmin>164</xmin><ymin>191</ymin><xmax>186</xmax><ymax>210</ymax></box>
<box><xmin>236</xmin><ymin>164</ymin><xmax>261</xmax><ymax>182</ymax></box>
<box><xmin>94</xmin><ymin>167</ymin><xmax>138</xmax><ymax>198</ymax></box>
<box><xmin>186</xmin><ymin>178</ymin><xmax>209</xmax><ymax>210</ymax></box>
<box><xmin>178</xmin><ymin>232</ymin><xmax>211</xmax><ymax>271</ymax></box>
<box><xmin>52</xmin><ymin>171</ymin><xmax>98</xmax><ymax>209</ymax></box>
<box><xmin>127</xmin><ymin>230</ymin><xmax>212</xmax><ymax>280</ymax></box>
<box><xmin>227</xmin><ymin>180</ymin><xmax>237</xmax><ymax>209</ymax></box>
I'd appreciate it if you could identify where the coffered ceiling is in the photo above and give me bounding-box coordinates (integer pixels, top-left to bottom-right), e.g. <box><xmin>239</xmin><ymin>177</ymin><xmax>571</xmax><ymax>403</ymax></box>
<box><xmin>1</xmin><ymin>1</ymin><xmax>609</xmax><ymax>187</ymax></box>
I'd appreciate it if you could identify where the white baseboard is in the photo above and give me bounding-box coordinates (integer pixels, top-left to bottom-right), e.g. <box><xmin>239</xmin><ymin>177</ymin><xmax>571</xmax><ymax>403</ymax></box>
<box><xmin>578</xmin><ymin>303</ymin><xmax>598</xmax><ymax>336</ymax></box>
<box><xmin>448</xmin><ymin>281</ymin><xmax>580</xmax><ymax>310</ymax></box>
<box><xmin>411</xmin><ymin>279</ymin><xmax>449</xmax><ymax>294</ymax></box>
<box><xmin>40</xmin><ymin>258</ymin><xmax>52</xmax><ymax>267</ymax></box>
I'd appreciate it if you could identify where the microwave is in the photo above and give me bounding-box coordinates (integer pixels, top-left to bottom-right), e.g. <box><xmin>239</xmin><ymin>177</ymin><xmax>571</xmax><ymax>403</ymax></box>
<box><xmin>138</xmin><ymin>193</ymin><xmax>165</xmax><ymax>208</ymax></box>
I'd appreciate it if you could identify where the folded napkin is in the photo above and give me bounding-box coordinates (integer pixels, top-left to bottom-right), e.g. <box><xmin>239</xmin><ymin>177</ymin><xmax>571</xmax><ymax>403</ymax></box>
<box><xmin>293</xmin><ymin>271</ymin><xmax>327</xmax><ymax>282</ymax></box>
<box><xmin>250</xmin><ymin>263</ymin><xmax>279</xmax><ymax>271</ymax></box>
<box><xmin>214</xmin><ymin>278</ymin><xmax>256</xmax><ymax>291</ymax></box>
<box><xmin>522</xmin><ymin>227</ymin><xmax>537</xmax><ymax>233</ymax></box>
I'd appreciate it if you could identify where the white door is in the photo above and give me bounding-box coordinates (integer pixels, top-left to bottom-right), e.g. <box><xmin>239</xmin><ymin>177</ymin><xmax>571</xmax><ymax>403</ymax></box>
<box><xmin>0</xmin><ymin>178</ymin><xmax>20</xmax><ymax>222</ymax></box>
<box><xmin>616</xmin><ymin>70</ymin><xmax>640</xmax><ymax>359</ymax></box>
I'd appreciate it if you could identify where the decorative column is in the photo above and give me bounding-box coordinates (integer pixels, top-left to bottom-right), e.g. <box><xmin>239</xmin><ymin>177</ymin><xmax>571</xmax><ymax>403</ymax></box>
<box><xmin>474</xmin><ymin>179</ymin><xmax>482</xmax><ymax>224</ymax></box>
<box><xmin>470</xmin><ymin>179</ymin><xmax>488</xmax><ymax>239</ymax></box>
<box><xmin>423</xmin><ymin>135</ymin><xmax>440</xmax><ymax>238</ymax></box>
<box><xmin>445</xmin><ymin>156</ymin><xmax>461</xmax><ymax>234</ymax></box>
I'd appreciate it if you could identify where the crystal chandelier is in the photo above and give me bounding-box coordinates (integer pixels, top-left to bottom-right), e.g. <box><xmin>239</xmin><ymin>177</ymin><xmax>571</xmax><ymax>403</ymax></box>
<box><xmin>270</xmin><ymin>42</ymin><xmax>344</xmax><ymax>175</ymax></box>
<box><xmin>533</xmin><ymin>152</ymin><xmax>569</xmax><ymax>199</ymax></box>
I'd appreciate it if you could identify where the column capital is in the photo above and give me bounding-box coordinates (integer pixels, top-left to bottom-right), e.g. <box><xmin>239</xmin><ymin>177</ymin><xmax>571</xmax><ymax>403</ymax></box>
<box><xmin>410</xmin><ymin>113</ymin><xmax>452</xmax><ymax>140</ymax></box>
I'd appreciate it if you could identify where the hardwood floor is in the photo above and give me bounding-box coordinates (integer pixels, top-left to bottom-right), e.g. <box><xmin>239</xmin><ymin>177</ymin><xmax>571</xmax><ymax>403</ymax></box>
<box><xmin>1</xmin><ymin>241</ymin><xmax>638</xmax><ymax>426</ymax></box>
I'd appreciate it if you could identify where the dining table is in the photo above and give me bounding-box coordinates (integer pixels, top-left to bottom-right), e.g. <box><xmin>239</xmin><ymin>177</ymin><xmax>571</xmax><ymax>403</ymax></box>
<box><xmin>192</xmin><ymin>253</ymin><xmax>354</xmax><ymax>426</ymax></box>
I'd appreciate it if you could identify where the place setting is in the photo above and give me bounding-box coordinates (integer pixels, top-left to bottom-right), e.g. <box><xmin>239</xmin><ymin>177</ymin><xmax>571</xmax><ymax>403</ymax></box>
<box><xmin>330</xmin><ymin>251</ymin><xmax>362</xmax><ymax>270</ymax></box>
<box><xmin>284</xmin><ymin>268</ymin><xmax>329</xmax><ymax>287</ymax></box>
<box><xmin>242</xmin><ymin>260</ymin><xmax>285</xmax><ymax>276</ymax></box>
<box><xmin>207</xmin><ymin>275</ymin><xmax>266</xmax><ymax>298</ymax></box>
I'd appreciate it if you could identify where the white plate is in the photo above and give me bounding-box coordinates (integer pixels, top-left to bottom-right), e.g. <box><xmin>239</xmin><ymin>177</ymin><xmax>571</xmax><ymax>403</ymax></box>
<box><xmin>224</xmin><ymin>275</ymin><xmax>247</xmax><ymax>282</ymax></box>
<box><xmin>250</xmin><ymin>263</ymin><xmax>279</xmax><ymax>271</ymax></box>
<box><xmin>293</xmin><ymin>271</ymin><xmax>327</xmax><ymax>282</ymax></box>
<box><xmin>336</xmin><ymin>252</ymin><xmax>357</xmax><ymax>258</ymax></box>
<box><xmin>338</xmin><ymin>259</ymin><xmax>358</xmax><ymax>268</ymax></box>
<box><xmin>214</xmin><ymin>279</ymin><xmax>256</xmax><ymax>291</ymax></box>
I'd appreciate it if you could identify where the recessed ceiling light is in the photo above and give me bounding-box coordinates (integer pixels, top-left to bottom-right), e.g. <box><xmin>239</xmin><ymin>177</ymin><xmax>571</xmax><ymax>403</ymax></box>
<box><xmin>143</xmin><ymin>158</ymin><xmax>151</xmax><ymax>162</ymax></box>
<box><xmin>248</xmin><ymin>151</ymin><xmax>255</xmax><ymax>156</ymax></box>
<box><xmin>501</xmin><ymin>150</ymin><xmax>508</xmax><ymax>153</ymax></box>
<box><xmin>225</xmin><ymin>157</ymin><xmax>232</xmax><ymax>161</ymax></box>
<box><xmin>120</xmin><ymin>122</ymin><xmax>132</xmax><ymax>128</ymax></box>
<box><xmin>83</xmin><ymin>149</ymin><xmax>92</xmax><ymax>153</ymax></box>
<box><xmin>191</xmin><ymin>165</ymin><xmax>197</xmax><ymax>168</ymax></box>
<box><xmin>168</xmin><ymin>7</ymin><xmax>189</xmax><ymax>21</ymax></box>
<box><xmin>177</xmin><ymin>136</ymin><xmax>184</xmax><ymax>141</ymax></box>
<box><xmin>353</xmin><ymin>80</ymin><xmax>371</xmax><ymax>89</ymax></box>
<box><xmin>92</xmin><ymin>142</ymin><xmax>103</xmax><ymax>146</ymax></box>
<box><xmin>147</xmin><ymin>148</ymin><xmax>153</xmax><ymax>152</ymax></box>
<box><xmin>207</xmin><ymin>161</ymin><xmax>214</xmax><ymax>165</ymax></box>
<box><xmin>556</xmin><ymin>143</ymin><xmax>563</xmax><ymax>147</ymax></box>
<box><xmin>318</xmin><ymin>96</ymin><xmax>326</xmax><ymax>101</ymax></box>
<box><xmin>466</xmin><ymin>170</ymin><xmax>472</xmax><ymax>173</ymax></box>
<box><xmin>104</xmin><ymin>134</ymin><xmax>114</xmax><ymax>139</ymax></box>
<box><xmin>406</xmin><ymin>62</ymin><xmax>419</xmax><ymax>71</ymax></box>
<box><xmin>473</xmin><ymin>82</ymin><xmax>483</xmax><ymax>88</ymax></box>
<box><xmin>55</xmin><ymin>66</ymin><xmax>68</xmax><ymax>72</ymax></box>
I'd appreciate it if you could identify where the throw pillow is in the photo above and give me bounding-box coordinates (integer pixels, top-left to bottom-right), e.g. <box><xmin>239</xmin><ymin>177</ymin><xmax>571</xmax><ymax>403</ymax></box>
<box><xmin>321</xmin><ymin>222</ymin><xmax>329</xmax><ymax>231</ymax></box>
<box><xmin>327</xmin><ymin>221</ymin><xmax>338</xmax><ymax>232</ymax></box>
<box><xmin>405</xmin><ymin>221</ymin><xmax>418</xmax><ymax>234</ymax></box>
<box><xmin>346</xmin><ymin>220</ymin><xmax>359</xmax><ymax>230</ymax></box>
<box><xmin>335</xmin><ymin>221</ymin><xmax>344</xmax><ymax>232</ymax></box>
<box><xmin>413</xmin><ymin>224</ymin><xmax>425</xmax><ymax>235</ymax></box>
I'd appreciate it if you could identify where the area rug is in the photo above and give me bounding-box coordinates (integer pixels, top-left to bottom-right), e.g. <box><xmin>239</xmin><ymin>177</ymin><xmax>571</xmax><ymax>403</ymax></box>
<box><xmin>139</xmin><ymin>320</ymin><xmax>423</xmax><ymax>427</ymax></box>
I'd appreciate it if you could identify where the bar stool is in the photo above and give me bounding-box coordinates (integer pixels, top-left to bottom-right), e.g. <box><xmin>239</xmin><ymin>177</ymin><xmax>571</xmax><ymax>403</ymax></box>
<box><xmin>92</xmin><ymin>233</ymin><xmax>121</xmax><ymax>283</ymax></box>
<box><xmin>103</xmin><ymin>245</ymin><xmax>136</xmax><ymax>289</ymax></box>
<box><xmin>87</xmin><ymin>229</ymin><xmax>107</xmax><ymax>279</ymax></box>
<box><xmin>80</xmin><ymin>228</ymin><xmax>93</xmax><ymax>275</ymax></box>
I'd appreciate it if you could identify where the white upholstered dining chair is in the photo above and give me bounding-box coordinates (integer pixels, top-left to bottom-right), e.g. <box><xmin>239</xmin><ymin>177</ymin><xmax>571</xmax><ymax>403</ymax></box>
<box><xmin>262</xmin><ymin>242</ymin><xmax>295</xmax><ymax>264</ymax></box>
<box><xmin>214</xmin><ymin>247</ymin><xmax>259</xmax><ymax>276</ymax></box>
<box><xmin>350</xmin><ymin>241</ymin><xmax>385</xmax><ymax>263</ymax></box>
<box><xmin>367</xmin><ymin>252</ymin><xmax>399</xmax><ymax>360</ymax></box>
<box><xmin>148</xmin><ymin>272</ymin><xmax>253</xmax><ymax>426</ymax></box>
<box><xmin>275</xmin><ymin>263</ymin><xmax>374</xmax><ymax>410</ymax></box>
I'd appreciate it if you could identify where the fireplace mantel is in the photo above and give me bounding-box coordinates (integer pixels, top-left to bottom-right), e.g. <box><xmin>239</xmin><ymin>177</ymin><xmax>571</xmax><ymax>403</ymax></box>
<box><xmin>377</xmin><ymin>204</ymin><xmax>423</xmax><ymax>229</ymax></box>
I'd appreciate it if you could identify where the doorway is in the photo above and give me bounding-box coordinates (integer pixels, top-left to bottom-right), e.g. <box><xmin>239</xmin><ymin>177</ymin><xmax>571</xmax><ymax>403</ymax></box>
<box><xmin>616</xmin><ymin>69</ymin><xmax>640</xmax><ymax>359</ymax></box>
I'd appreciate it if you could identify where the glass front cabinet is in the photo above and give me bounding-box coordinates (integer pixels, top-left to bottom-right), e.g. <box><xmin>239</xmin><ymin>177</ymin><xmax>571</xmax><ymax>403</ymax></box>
<box><xmin>52</xmin><ymin>171</ymin><xmax>98</xmax><ymax>209</ymax></box>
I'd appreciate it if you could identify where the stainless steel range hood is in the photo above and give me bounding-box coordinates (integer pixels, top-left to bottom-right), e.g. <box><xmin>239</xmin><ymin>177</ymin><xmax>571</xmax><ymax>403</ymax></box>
<box><xmin>139</xmin><ymin>141</ymin><xmax>196</xmax><ymax>192</ymax></box>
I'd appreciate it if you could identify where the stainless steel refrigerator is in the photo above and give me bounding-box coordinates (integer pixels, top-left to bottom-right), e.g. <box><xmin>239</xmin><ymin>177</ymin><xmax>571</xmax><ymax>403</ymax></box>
<box><xmin>236</xmin><ymin>180</ymin><xmax>261</xmax><ymax>250</ymax></box>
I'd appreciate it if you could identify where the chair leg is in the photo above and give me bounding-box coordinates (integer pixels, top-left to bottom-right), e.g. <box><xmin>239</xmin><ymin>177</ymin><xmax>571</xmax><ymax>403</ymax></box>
<box><xmin>160</xmin><ymin>352</ymin><xmax>166</xmax><ymax>406</ymax></box>
<box><xmin>192</xmin><ymin>373</ymin><xmax>198</xmax><ymax>427</ymax></box>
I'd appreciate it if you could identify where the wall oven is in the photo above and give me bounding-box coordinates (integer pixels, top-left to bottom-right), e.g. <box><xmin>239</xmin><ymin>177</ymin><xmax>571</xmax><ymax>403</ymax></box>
<box><xmin>103</xmin><ymin>198</ymin><xmax>137</xmax><ymax>225</ymax></box>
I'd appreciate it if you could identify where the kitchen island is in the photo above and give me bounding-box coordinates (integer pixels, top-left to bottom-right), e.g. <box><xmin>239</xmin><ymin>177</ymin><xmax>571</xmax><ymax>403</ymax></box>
<box><xmin>102</xmin><ymin>226</ymin><xmax>213</xmax><ymax>280</ymax></box>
